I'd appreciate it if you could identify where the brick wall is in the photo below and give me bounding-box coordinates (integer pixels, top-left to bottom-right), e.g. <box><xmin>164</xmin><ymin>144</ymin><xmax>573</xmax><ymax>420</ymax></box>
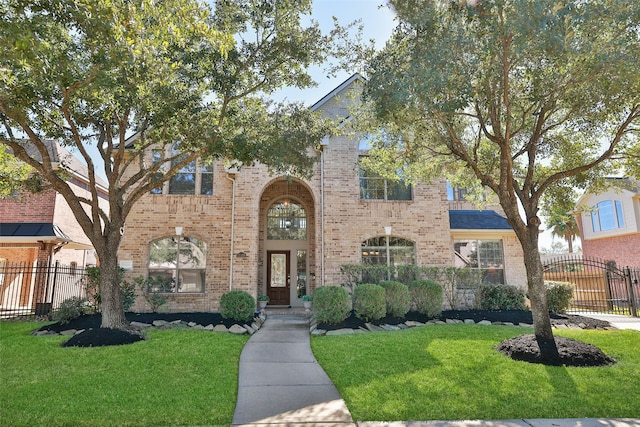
<box><xmin>582</xmin><ymin>233</ymin><xmax>640</xmax><ymax>268</ymax></box>
<box><xmin>0</xmin><ymin>190</ymin><xmax>56</xmax><ymax>222</ymax></box>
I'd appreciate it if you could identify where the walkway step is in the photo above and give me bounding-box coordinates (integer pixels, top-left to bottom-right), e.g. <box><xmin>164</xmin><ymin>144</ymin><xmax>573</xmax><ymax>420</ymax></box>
<box><xmin>232</xmin><ymin>314</ymin><xmax>354</xmax><ymax>426</ymax></box>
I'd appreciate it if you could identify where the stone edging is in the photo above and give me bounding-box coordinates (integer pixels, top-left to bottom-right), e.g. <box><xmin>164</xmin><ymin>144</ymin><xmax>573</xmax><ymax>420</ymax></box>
<box><xmin>310</xmin><ymin>318</ymin><xmax>614</xmax><ymax>336</ymax></box>
<box><xmin>32</xmin><ymin>313</ymin><xmax>268</xmax><ymax>337</ymax></box>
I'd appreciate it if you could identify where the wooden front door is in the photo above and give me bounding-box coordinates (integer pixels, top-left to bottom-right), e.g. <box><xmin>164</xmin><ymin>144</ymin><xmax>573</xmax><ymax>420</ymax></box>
<box><xmin>267</xmin><ymin>250</ymin><xmax>290</xmax><ymax>306</ymax></box>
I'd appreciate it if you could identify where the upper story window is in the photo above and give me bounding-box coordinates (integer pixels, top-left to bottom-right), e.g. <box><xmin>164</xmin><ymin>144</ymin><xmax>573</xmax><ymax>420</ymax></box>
<box><xmin>454</xmin><ymin>239</ymin><xmax>504</xmax><ymax>284</ymax></box>
<box><xmin>591</xmin><ymin>200</ymin><xmax>625</xmax><ymax>232</ymax></box>
<box><xmin>359</xmin><ymin>158</ymin><xmax>412</xmax><ymax>201</ymax></box>
<box><xmin>446</xmin><ymin>181</ymin><xmax>468</xmax><ymax>201</ymax></box>
<box><xmin>150</xmin><ymin>144</ymin><xmax>213</xmax><ymax>195</ymax></box>
<box><xmin>148</xmin><ymin>236</ymin><xmax>206</xmax><ymax>293</ymax></box>
<box><xmin>267</xmin><ymin>200</ymin><xmax>307</xmax><ymax>240</ymax></box>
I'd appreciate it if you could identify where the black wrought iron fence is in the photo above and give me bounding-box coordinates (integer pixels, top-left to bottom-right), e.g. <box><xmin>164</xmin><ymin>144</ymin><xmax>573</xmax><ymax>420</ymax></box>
<box><xmin>544</xmin><ymin>255</ymin><xmax>639</xmax><ymax>317</ymax></box>
<box><xmin>0</xmin><ymin>261</ymin><xmax>87</xmax><ymax>319</ymax></box>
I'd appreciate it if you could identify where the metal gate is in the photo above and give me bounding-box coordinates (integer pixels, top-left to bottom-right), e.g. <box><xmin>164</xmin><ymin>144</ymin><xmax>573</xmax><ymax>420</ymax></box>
<box><xmin>543</xmin><ymin>255</ymin><xmax>639</xmax><ymax>317</ymax></box>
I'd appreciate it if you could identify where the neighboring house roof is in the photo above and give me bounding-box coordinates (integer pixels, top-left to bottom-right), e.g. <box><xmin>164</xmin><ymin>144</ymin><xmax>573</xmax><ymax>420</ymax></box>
<box><xmin>18</xmin><ymin>139</ymin><xmax>109</xmax><ymax>190</ymax></box>
<box><xmin>575</xmin><ymin>177</ymin><xmax>640</xmax><ymax>207</ymax></box>
<box><xmin>449</xmin><ymin>210</ymin><xmax>512</xmax><ymax>230</ymax></box>
<box><xmin>0</xmin><ymin>222</ymin><xmax>93</xmax><ymax>250</ymax></box>
<box><xmin>309</xmin><ymin>73</ymin><xmax>362</xmax><ymax>112</ymax></box>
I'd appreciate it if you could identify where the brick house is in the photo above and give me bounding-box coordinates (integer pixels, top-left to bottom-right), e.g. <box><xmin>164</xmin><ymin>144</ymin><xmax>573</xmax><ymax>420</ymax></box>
<box><xmin>0</xmin><ymin>141</ymin><xmax>108</xmax><ymax>313</ymax></box>
<box><xmin>575</xmin><ymin>177</ymin><xmax>640</xmax><ymax>268</ymax></box>
<box><xmin>119</xmin><ymin>74</ymin><xmax>526</xmax><ymax>312</ymax></box>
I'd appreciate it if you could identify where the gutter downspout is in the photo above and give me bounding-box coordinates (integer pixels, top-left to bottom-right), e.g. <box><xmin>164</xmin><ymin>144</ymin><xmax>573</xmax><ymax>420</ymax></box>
<box><xmin>226</xmin><ymin>174</ymin><xmax>236</xmax><ymax>291</ymax></box>
<box><xmin>320</xmin><ymin>144</ymin><xmax>326</xmax><ymax>288</ymax></box>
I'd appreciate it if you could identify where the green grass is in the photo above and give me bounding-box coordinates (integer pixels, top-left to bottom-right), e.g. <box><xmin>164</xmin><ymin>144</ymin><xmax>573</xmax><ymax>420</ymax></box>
<box><xmin>0</xmin><ymin>321</ymin><xmax>248</xmax><ymax>427</ymax></box>
<box><xmin>311</xmin><ymin>324</ymin><xmax>640</xmax><ymax>421</ymax></box>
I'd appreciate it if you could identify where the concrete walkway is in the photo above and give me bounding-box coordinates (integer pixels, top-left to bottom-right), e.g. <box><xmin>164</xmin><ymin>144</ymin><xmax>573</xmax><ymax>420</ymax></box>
<box><xmin>232</xmin><ymin>313</ymin><xmax>354</xmax><ymax>426</ymax></box>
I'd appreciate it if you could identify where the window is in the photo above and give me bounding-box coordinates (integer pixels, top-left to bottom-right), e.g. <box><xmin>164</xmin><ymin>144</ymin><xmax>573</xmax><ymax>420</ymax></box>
<box><xmin>149</xmin><ymin>144</ymin><xmax>213</xmax><ymax>195</ymax></box>
<box><xmin>359</xmin><ymin>159</ymin><xmax>412</xmax><ymax>201</ymax></box>
<box><xmin>591</xmin><ymin>200</ymin><xmax>624</xmax><ymax>232</ymax></box>
<box><xmin>148</xmin><ymin>236</ymin><xmax>206</xmax><ymax>293</ymax></box>
<box><xmin>446</xmin><ymin>181</ymin><xmax>468</xmax><ymax>201</ymax></box>
<box><xmin>454</xmin><ymin>239</ymin><xmax>504</xmax><ymax>284</ymax></box>
<box><xmin>267</xmin><ymin>200</ymin><xmax>307</xmax><ymax>240</ymax></box>
<box><xmin>361</xmin><ymin>236</ymin><xmax>416</xmax><ymax>266</ymax></box>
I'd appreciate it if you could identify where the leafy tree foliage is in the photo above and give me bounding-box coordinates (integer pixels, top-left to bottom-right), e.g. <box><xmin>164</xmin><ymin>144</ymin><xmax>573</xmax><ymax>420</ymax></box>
<box><xmin>364</xmin><ymin>0</ymin><xmax>639</xmax><ymax>361</ymax></box>
<box><xmin>0</xmin><ymin>0</ymin><xmax>335</xmax><ymax>329</ymax></box>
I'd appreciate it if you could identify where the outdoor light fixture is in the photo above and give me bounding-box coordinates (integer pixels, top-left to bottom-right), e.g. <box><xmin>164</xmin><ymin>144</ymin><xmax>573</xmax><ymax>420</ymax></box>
<box><xmin>175</xmin><ymin>226</ymin><xmax>183</xmax><ymax>236</ymax></box>
<box><xmin>384</xmin><ymin>226</ymin><xmax>392</xmax><ymax>236</ymax></box>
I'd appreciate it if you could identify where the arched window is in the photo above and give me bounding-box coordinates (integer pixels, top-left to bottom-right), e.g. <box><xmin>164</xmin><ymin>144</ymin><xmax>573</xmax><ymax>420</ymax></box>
<box><xmin>361</xmin><ymin>236</ymin><xmax>416</xmax><ymax>266</ymax></box>
<box><xmin>591</xmin><ymin>200</ymin><xmax>625</xmax><ymax>232</ymax></box>
<box><xmin>148</xmin><ymin>236</ymin><xmax>206</xmax><ymax>293</ymax></box>
<box><xmin>267</xmin><ymin>200</ymin><xmax>307</xmax><ymax>240</ymax></box>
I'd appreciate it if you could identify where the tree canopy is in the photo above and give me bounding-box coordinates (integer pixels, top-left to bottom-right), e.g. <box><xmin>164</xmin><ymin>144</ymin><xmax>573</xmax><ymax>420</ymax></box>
<box><xmin>0</xmin><ymin>0</ymin><xmax>336</xmax><ymax>329</ymax></box>
<box><xmin>363</xmin><ymin>0</ymin><xmax>639</xmax><ymax>362</ymax></box>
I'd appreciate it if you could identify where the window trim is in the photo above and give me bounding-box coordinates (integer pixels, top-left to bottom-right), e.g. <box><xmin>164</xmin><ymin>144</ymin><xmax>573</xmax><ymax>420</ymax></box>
<box><xmin>591</xmin><ymin>200</ymin><xmax>625</xmax><ymax>232</ymax></box>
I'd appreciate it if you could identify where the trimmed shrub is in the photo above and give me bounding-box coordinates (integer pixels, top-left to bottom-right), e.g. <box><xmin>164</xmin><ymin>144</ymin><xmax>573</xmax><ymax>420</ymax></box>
<box><xmin>53</xmin><ymin>297</ymin><xmax>88</xmax><ymax>324</ymax></box>
<box><xmin>220</xmin><ymin>290</ymin><xmax>255</xmax><ymax>322</ymax></box>
<box><xmin>546</xmin><ymin>281</ymin><xmax>574</xmax><ymax>314</ymax></box>
<box><xmin>353</xmin><ymin>284</ymin><xmax>386</xmax><ymax>322</ymax></box>
<box><xmin>313</xmin><ymin>286</ymin><xmax>351</xmax><ymax>325</ymax></box>
<box><xmin>476</xmin><ymin>283</ymin><xmax>526</xmax><ymax>311</ymax></box>
<box><xmin>379</xmin><ymin>281</ymin><xmax>411</xmax><ymax>318</ymax></box>
<box><xmin>409</xmin><ymin>280</ymin><xmax>444</xmax><ymax>317</ymax></box>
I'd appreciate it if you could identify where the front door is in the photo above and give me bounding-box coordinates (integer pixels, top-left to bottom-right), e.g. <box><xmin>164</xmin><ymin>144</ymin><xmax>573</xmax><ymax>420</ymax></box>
<box><xmin>267</xmin><ymin>250</ymin><xmax>290</xmax><ymax>306</ymax></box>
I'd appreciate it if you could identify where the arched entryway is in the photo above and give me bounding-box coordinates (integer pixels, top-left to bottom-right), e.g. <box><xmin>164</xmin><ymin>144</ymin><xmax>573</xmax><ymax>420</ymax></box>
<box><xmin>259</xmin><ymin>178</ymin><xmax>316</xmax><ymax>307</ymax></box>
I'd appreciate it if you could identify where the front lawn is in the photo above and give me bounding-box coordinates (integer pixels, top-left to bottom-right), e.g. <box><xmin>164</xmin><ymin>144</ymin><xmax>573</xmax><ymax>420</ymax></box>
<box><xmin>0</xmin><ymin>321</ymin><xmax>248</xmax><ymax>427</ymax></box>
<box><xmin>311</xmin><ymin>324</ymin><xmax>640</xmax><ymax>421</ymax></box>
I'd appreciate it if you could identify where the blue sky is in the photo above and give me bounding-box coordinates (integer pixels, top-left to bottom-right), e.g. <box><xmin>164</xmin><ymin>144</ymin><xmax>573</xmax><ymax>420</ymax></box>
<box><xmin>272</xmin><ymin>0</ymin><xmax>396</xmax><ymax>105</ymax></box>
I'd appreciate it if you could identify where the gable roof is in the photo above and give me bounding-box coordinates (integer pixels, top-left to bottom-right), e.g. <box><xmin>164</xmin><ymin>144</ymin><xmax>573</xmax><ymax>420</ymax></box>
<box><xmin>575</xmin><ymin>177</ymin><xmax>640</xmax><ymax>208</ymax></box>
<box><xmin>309</xmin><ymin>73</ymin><xmax>362</xmax><ymax>112</ymax></box>
<box><xmin>449</xmin><ymin>210</ymin><xmax>512</xmax><ymax>230</ymax></box>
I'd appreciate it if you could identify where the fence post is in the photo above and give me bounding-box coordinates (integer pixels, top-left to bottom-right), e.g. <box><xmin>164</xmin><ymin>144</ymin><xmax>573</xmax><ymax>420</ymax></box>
<box><xmin>625</xmin><ymin>267</ymin><xmax>638</xmax><ymax>317</ymax></box>
<box><xmin>50</xmin><ymin>261</ymin><xmax>60</xmax><ymax>310</ymax></box>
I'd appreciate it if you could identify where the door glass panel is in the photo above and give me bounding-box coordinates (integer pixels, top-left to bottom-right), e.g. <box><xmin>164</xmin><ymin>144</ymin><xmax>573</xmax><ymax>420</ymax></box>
<box><xmin>297</xmin><ymin>250</ymin><xmax>307</xmax><ymax>298</ymax></box>
<box><xmin>270</xmin><ymin>253</ymin><xmax>287</xmax><ymax>288</ymax></box>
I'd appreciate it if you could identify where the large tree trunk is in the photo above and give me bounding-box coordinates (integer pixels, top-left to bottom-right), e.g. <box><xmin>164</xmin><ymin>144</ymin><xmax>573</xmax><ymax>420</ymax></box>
<box><xmin>521</xmin><ymin>237</ymin><xmax>561</xmax><ymax>364</ymax></box>
<box><xmin>95</xmin><ymin>234</ymin><xmax>129</xmax><ymax>330</ymax></box>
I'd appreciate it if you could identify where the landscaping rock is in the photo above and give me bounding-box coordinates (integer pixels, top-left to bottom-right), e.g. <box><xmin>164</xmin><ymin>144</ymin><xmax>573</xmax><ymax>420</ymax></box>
<box><xmin>478</xmin><ymin>320</ymin><xmax>492</xmax><ymax>326</ymax></box>
<box><xmin>464</xmin><ymin>319</ymin><xmax>475</xmax><ymax>324</ymax></box>
<box><xmin>243</xmin><ymin>324</ymin><xmax>256</xmax><ymax>335</ymax></box>
<box><xmin>326</xmin><ymin>328</ymin><xmax>354</xmax><ymax>335</ymax></box>
<box><xmin>214</xmin><ymin>324</ymin><xmax>228</xmax><ymax>332</ymax></box>
<box><xmin>365</xmin><ymin>323</ymin><xmax>384</xmax><ymax>332</ymax></box>
<box><xmin>229</xmin><ymin>324</ymin><xmax>247</xmax><ymax>334</ymax></box>
<box><xmin>131</xmin><ymin>321</ymin><xmax>152</xmax><ymax>329</ymax></box>
<box><xmin>311</xmin><ymin>329</ymin><xmax>327</xmax><ymax>336</ymax></box>
<box><xmin>152</xmin><ymin>320</ymin><xmax>169</xmax><ymax>327</ymax></box>
<box><xmin>60</xmin><ymin>329</ymin><xmax>77</xmax><ymax>336</ymax></box>
<box><xmin>204</xmin><ymin>324</ymin><xmax>215</xmax><ymax>331</ymax></box>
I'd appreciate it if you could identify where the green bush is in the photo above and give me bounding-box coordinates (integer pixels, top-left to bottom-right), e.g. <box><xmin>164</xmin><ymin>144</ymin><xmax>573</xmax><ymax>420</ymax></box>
<box><xmin>313</xmin><ymin>286</ymin><xmax>351</xmax><ymax>325</ymax></box>
<box><xmin>379</xmin><ymin>281</ymin><xmax>411</xmax><ymax>318</ymax></box>
<box><xmin>53</xmin><ymin>297</ymin><xmax>88</xmax><ymax>324</ymax></box>
<box><xmin>546</xmin><ymin>281</ymin><xmax>574</xmax><ymax>314</ymax></box>
<box><xmin>220</xmin><ymin>290</ymin><xmax>256</xmax><ymax>322</ymax></box>
<box><xmin>476</xmin><ymin>283</ymin><xmax>526</xmax><ymax>311</ymax></box>
<box><xmin>134</xmin><ymin>276</ymin><xmax>170</xmax><ymax>313</ymax></box>
<box><xmin>409</xmin><ymin>280</ymin><xmax>444</xmax><ymax>317</ymax></box>
<box><xmin>353</xmin><ymin>284</ymin><xmax>386</xmax><ymax>322</ymax></box>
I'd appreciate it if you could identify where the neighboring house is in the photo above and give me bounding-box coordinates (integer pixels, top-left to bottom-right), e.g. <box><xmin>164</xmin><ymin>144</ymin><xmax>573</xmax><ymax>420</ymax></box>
<box><xmin>575</xmin><ymin>177</ymin><xmax>640</xmax><ymax>268</ymax></box>
<box><xmin>0</xmin><ymin>140</ymin><xmax>108</xmax><ymax>269</ymax></box>
<box><xmin>119</xmin><ymin>74</ymin><xmax>526</xmax><ymax>312</ymax></box>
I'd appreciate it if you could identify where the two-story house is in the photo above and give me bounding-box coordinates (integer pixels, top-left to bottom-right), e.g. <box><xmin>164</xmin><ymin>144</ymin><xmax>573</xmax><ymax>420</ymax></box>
<box><xmin>575</xmin><ymin>177</ymin><xmax>640</xmax><ymax>268</ymax></box>
<box><xmin>119</xmin><ymin>74</ymin><xmax>526</xmax><ymax>312</ymax></box>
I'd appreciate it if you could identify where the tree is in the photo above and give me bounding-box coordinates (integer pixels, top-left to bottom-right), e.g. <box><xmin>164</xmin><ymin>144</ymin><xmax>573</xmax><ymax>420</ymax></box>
<box><xmin>363</xmin><ymin>0</ymin><xmax>639</xmax><ymax>362</ymax></box>
<box><xmin>1</xmin><ymin>0</ymin><xmax>334</xmax><ymax>330</ymax></box>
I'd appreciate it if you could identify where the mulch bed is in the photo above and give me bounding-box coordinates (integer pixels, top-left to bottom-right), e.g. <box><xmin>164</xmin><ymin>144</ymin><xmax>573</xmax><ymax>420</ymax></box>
<box><xmin>36</xmin><ymin>310</ymin><xmax>617</xmax><ymax>366</ymax></box>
